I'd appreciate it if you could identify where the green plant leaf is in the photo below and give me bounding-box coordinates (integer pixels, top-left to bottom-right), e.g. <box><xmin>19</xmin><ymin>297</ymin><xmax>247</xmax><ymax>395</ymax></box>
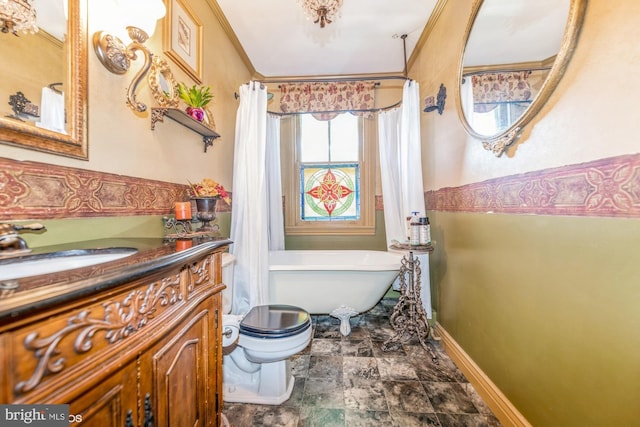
<box><xmin>177</xmin><ymin>83</ymin><xmax>213</xmax><ymax>107</ymax></box>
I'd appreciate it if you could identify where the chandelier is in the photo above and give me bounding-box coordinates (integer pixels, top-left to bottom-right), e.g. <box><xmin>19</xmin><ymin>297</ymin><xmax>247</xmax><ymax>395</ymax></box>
<box><xmin>0</xmin><ymin>0</ymin><xmax>38</xmax><ymax>35</ymax></box>
<box><xmin>300</xmin><ymin>0</ymin><xmax>343</xmax><ymax>28</ymax></box>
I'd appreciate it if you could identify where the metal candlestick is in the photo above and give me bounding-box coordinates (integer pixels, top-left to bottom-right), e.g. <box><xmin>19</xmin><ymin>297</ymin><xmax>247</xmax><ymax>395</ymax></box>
<box><xmin>164</xmin><ymin>217</ymin><xmax>193</xmax><ymax>237</ymax></box>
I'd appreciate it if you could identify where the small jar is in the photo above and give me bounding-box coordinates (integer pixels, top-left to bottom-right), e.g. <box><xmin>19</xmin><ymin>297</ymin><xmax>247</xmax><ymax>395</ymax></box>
<box><xmin>419</xmin><ymin>217</ymin><xmax>431</xmax><ymax>245</ymax></box>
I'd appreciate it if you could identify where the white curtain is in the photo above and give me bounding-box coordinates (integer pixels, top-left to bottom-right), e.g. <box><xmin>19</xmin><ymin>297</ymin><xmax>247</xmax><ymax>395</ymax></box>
<box><xmin>378</xmin><ymin>107</ymin><xmax>405</xmax><ymax>242</ymax></box>
<box><xmin>230</xmin><ymin>82</ymin><xmax>269</xmax><ymax>314</ymax></box>
<box><xmin>378</xmin><ymin>79</ymin><xmax>431</xmax><ymax>319</ymax></box>
<box><xmin>378</xmin><ymin>79</ymin><xmax>426</xmax><ymax>244</ymax></box>
<box><xmin>266</xmin><ymin>114</ymin><xmax>285</xmax><ymax>250</ymax></box>
<box><xmin>460</xmin><ymin>77</ymin><xmax>475</xmax><ymax>129</ymax></box>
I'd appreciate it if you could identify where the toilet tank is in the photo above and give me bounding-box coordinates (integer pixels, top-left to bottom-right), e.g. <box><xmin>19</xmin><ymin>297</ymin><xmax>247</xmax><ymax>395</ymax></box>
<box><xmin>221</xmin><ymin>252</ymin><xmax>236</xmax><ymax>314</ymax></box>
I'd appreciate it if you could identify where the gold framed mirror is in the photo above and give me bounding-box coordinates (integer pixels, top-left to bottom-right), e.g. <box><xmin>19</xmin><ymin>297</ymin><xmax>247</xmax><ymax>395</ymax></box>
<box><xmin>0</xmin><ymin>0</ymin><xmax>88</xmax><ymax>160</ymax></box>
<box><xmin>456</xmin><ymin>0</ymin><xmax>587</xmax><ymax>156</ymax></box>
<box><xmin>148</xmin><ymin>56</ymin><xmax>180</xmax><ymax>108</ymax></box>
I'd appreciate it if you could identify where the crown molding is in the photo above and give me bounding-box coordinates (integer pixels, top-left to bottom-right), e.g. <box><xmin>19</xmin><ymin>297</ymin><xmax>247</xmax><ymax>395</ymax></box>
<box><xmin>408</xmin><ymin>0</ymin><xmax>447</xmax><ymax>72</ymax></box>
<box><xmin>204</xmin><ymin>0</ymin><xmax>257</xmax><ymax>77</ymax></box>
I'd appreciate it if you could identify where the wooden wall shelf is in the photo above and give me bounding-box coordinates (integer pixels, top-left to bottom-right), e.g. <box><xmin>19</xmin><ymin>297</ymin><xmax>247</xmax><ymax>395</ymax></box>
<box><xmin>151</xmin><ymin>108</ymin><xmax>221</xmax><ymax>152</ymax></box>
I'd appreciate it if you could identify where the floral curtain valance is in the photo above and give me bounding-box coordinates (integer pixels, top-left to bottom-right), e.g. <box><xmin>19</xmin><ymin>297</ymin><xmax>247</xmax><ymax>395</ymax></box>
<box><xmin>470</xmin><ymin>71</ymin><xmax>533</xmax><ymax>110</ymax></box>
<box><xmin>279</xmin><ymin>81</ymin><xmax>376</xmax><ymax>120</ymax></box>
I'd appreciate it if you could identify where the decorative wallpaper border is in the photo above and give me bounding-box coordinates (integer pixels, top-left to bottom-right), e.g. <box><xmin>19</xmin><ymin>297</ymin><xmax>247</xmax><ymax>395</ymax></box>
<box><xmin>3</xmin><ymin>154</ymin><xmax>639</xmax><ymax>220</ymax></box>
<box><xmin>0</xmin><ymin>157</ymin><xmax>230</xmax><ymax>220</ymax></box>
<box><xmin>425</xmin><ymin>154</ymin><xmax>640</xmax><ymax>218</ymax></box>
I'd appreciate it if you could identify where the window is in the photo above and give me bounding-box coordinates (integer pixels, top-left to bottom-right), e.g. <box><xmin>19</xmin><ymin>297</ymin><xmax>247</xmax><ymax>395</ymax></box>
<box><xmin>283</xmin><ymin>113</ymin><xmax>376</xmax><ymax>235</ymax></box>
<box><xmin>471</xmin><ymin>101</ymin><xmax>532</xmax><ymax>135</ymax></box>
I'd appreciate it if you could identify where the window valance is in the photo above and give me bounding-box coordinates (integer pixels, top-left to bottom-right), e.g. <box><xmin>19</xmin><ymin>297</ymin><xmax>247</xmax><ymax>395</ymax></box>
<box><xmin>470</xmin><ymin>71</ymin><xmax>533</xmax><ymax>113</ymax></box>
<box><xmin>279</xmin><ymin>81</ymin><xmax>376</xmax><ymax>120</ymax></box>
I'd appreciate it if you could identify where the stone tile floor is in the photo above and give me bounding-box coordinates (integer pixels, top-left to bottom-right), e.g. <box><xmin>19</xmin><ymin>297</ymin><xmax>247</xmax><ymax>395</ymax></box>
<box><xmin>223</xmin><ymin>299</ymin><xmax>503</xmax><ymax>427</ymax></box>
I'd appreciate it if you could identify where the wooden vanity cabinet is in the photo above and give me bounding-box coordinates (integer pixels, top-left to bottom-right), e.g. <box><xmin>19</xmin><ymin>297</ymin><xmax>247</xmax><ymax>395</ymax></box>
<box><xmin>65</xmin><ymin>362</ymin><xmax>139</xmax><ymax>426</ymax></box>
<box><xmin>0</xmin><ymin>247</ymin><xmax>226</xmax><ymax>427</ymax></box>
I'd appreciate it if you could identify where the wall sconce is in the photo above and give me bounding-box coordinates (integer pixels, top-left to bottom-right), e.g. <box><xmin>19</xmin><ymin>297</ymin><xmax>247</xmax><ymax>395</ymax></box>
<box><xmin>424</xmin><ymin>83</ymin><xmax>447</xmax><ymax>115</ymax></box>
<box><xmin>93</xmin><ymin>0</ymin><xmax>166</xmax><ymax>112</ymax></box>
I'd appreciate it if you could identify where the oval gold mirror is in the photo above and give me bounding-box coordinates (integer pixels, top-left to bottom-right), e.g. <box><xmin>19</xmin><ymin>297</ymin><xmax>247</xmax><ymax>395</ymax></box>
<box><xmin>0</xmin><ymin>0</ymin><xmax>88</xmax><ymax>159</ymax></box>
<box><xmin>456</xmin><ymin>0</ymin><xmax>587</xmax><ymax>156</ymax></box>
<box><xmin>148</xmin><ymin>56</ymin><xmax>180</xmax><ymax>108</ymax></box>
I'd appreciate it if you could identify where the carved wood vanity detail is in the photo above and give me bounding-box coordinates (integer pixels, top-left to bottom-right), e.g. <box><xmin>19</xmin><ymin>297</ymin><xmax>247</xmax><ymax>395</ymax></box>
<box><xmin>0</xmin><ymin>239</ymin><xmax>229</xmax><ymax>427</ymax></box>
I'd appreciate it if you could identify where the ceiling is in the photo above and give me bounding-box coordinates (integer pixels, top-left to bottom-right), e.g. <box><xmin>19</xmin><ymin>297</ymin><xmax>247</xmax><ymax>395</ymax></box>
<box><xmin>29</xmin><ymin>0</ymin><xmax>569</xmax><ymax>78</ymax></box>
<box><xmin>33</xmin><ymin>0</ymin><xmax>66</xmax><ymax>41</ymax></box>
<box><xmin>215</xmin><ymin>0</ymin><xmax>438</xmax><ymax>78</ymax></box>
<box><xmin>463</xmin><ymin>0</ymin><xmax>569</xmax><ymax>67</ymax></box>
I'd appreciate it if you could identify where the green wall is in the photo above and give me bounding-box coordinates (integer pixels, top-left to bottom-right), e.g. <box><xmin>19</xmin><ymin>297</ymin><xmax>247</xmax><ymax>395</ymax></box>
<box><xmin>285</xmin><ymin>210</ymin><xmax>388</xmax><ymax>250</ymax></box>
<box><xmin>430</xmin><ymin>211</ymin><xmax>640</xmax><ymax>426</ymax></box>
<box><xmin>18</xmin><ymin>207</ymin><xmax>382</xmax><ymax>252</ymax></box>
<box><xmin>19</xmin><ymin>213</ymin><xmax>232</xmax><ymax>249</ymax></box>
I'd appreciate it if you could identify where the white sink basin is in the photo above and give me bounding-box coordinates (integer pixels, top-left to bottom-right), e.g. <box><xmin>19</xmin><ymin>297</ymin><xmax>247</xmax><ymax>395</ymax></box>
<box><xmin>0</xmin><ymin>248</ymin><xmax>138</xmax><ymax>281</ymax></box>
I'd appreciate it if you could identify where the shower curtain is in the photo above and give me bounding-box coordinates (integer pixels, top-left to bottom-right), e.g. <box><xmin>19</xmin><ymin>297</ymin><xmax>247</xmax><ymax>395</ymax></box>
<box><xmin>229</xmin><ymin>82</ymin><xmax>283</xmax><ymax>314</ymax></box>
<box><xmin>378</xmin><ymin>79</ymin><xmax>426</xmax><ymax>242</ymax></box>
<box><xmin>266</xmin><ymin>114</ymin><xmax>285</xmax><ymax>251</ymax></box>
<box><xmin>378</xmin><ymin>79</ymin><xmax>432</xmax><ymax>318</ymax></box>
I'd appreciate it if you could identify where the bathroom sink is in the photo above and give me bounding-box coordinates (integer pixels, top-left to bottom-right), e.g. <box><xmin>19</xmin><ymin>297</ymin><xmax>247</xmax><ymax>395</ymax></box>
<box><xmin>0</xmin><ymin>248</ymin><xmax>138</xmax><ymax>281</ymax></box>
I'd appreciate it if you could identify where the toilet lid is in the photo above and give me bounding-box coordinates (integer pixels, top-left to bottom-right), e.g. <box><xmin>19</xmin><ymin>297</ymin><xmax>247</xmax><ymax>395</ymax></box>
<box><xmin>240</xmin><ymin>304</ymin><xmax>311</xmax><ymax>338</ymax></box>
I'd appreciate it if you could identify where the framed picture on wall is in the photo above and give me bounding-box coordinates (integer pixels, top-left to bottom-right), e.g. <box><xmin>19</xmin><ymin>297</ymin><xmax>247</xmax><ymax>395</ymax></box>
<box><xmin>163</xmin><ymin>0</ymin><xmax>203</xmax><ymax>84</ymax></box>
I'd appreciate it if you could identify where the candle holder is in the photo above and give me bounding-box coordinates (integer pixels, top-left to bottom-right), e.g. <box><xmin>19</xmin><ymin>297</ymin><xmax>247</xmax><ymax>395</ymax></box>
<box><xmin>164</xmin><ymin>217</ymin><xmax>194</xmax><ymax>237</ymax></box>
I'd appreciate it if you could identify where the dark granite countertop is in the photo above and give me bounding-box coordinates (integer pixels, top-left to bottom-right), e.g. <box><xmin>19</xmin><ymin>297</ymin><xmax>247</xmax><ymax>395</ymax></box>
<box><xmin>0</xmin><ymin>236</ymin><xmax>232</xmax><ymax>324</ymax></box>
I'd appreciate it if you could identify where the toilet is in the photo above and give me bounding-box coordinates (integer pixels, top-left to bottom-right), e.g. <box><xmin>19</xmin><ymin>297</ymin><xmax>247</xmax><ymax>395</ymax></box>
<box><xmin>220</xmin><ymin>253</ymin><xmax>312</xmax><ymax>405</ymax></box>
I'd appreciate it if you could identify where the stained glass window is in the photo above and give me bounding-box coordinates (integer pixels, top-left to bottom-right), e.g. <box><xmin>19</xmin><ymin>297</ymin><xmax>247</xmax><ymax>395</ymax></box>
<box><xmin>298</xmin><ymin>114</ymin><xmax>361</xmax><ymax>221</ymax></box>
<box><xmin>301</xmin><ymin>164</ymin><xmax>360</xmax><ymax>220</ymax></box>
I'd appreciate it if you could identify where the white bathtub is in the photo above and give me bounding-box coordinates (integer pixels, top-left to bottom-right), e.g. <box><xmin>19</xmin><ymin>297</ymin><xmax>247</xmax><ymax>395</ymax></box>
<box><xmin>268</xmin><ymin>250</ymin><xmax>403</xmax><ymax>335</ymax></box>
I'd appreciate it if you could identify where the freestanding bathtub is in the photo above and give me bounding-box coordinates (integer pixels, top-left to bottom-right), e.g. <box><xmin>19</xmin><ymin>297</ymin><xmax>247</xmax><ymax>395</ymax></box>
<box><xmin>268</xmin><ymin>250</ymin><xmax>403</xmax><ymax>335</ymax></box>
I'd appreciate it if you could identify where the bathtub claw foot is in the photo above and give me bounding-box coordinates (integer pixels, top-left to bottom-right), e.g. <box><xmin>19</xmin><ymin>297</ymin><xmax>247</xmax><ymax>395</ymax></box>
<box><xmin>330</xmin><ymin>305</ymin><xmax>359</xmax><ymax>336</ymax></box>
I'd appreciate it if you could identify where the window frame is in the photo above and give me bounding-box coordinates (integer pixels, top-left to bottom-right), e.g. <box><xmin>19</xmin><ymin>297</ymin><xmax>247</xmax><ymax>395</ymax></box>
<box><xmin>283</xmin><ymin>114</ymin><xmax>376</xmax><ymax>236</ymax></box>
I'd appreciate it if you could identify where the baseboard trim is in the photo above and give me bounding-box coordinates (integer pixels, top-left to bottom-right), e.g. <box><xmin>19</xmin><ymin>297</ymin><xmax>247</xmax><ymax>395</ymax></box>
<box><xmin>435</xmin><ymin>323</ymin><xmax>531</xmax><ymax>427</ymax></box>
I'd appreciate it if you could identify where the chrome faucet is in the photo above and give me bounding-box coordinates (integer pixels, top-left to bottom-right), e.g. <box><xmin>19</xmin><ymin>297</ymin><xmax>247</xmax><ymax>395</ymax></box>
<box><xmin>0</xmin><ymin>222</ymin><xmax>46</xmax><ymax>255</ymax></box>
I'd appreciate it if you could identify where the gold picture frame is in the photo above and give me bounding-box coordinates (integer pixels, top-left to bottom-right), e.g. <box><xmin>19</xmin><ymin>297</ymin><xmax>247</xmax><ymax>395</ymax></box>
<box><xmin>163</xmin><ymin>0</ymin><xmax>203</xmax><ymax>84</ymax></box>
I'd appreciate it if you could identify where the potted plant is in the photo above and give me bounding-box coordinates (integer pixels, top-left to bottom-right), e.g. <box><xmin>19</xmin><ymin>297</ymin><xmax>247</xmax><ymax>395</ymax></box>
<box><xmin>177</xmin><ymin>83</ymin><xmax>213</xmax><ymax>122</ymax></box>
<box><xmin>188</xmin><ymin>178</ymin><xmax>231</xmax><ymax>232</ymax></box>
<box><xmin>188</xmin><ymin>178</ymin><xmax>231</xmax><ymax>205</ymax></box>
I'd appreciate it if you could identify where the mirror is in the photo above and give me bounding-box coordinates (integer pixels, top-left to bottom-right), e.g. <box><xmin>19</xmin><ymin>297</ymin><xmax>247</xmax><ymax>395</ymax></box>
<box><xmin>148</xmin><ymin>56</ymin><xmax>179</xmax><ymax>108</ymax></box>
<box><xmin>457</xmin><ymin>0</ymin><xmax>586</xmax><ymax>156</ymax></box>
<box><xmin>0</xmin><ymin>0</ymin><xmax>88</xmax><ymax>159</ymax></box>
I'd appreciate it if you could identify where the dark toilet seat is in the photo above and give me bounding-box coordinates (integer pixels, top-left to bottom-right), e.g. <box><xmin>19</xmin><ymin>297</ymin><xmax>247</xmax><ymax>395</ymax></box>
<box><xmin>240</xmin><ymin>304</ymin><xmax>311</xmax><ymax>339</ymax></box>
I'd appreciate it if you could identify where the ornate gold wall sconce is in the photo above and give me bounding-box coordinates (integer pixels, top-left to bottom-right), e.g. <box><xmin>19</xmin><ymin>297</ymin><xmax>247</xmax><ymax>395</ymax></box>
<box><xmin>92</xmin><ymin>0</ymin><xmax>166</xmax><ymax>112</ymax></box>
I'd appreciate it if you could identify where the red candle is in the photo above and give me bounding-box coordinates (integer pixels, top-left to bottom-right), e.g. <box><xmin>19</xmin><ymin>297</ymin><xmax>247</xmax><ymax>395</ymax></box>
<box><xmin>175</xmin><ymin>202</ymin><xmax>192</xmax><ymax>220</ymax></box>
